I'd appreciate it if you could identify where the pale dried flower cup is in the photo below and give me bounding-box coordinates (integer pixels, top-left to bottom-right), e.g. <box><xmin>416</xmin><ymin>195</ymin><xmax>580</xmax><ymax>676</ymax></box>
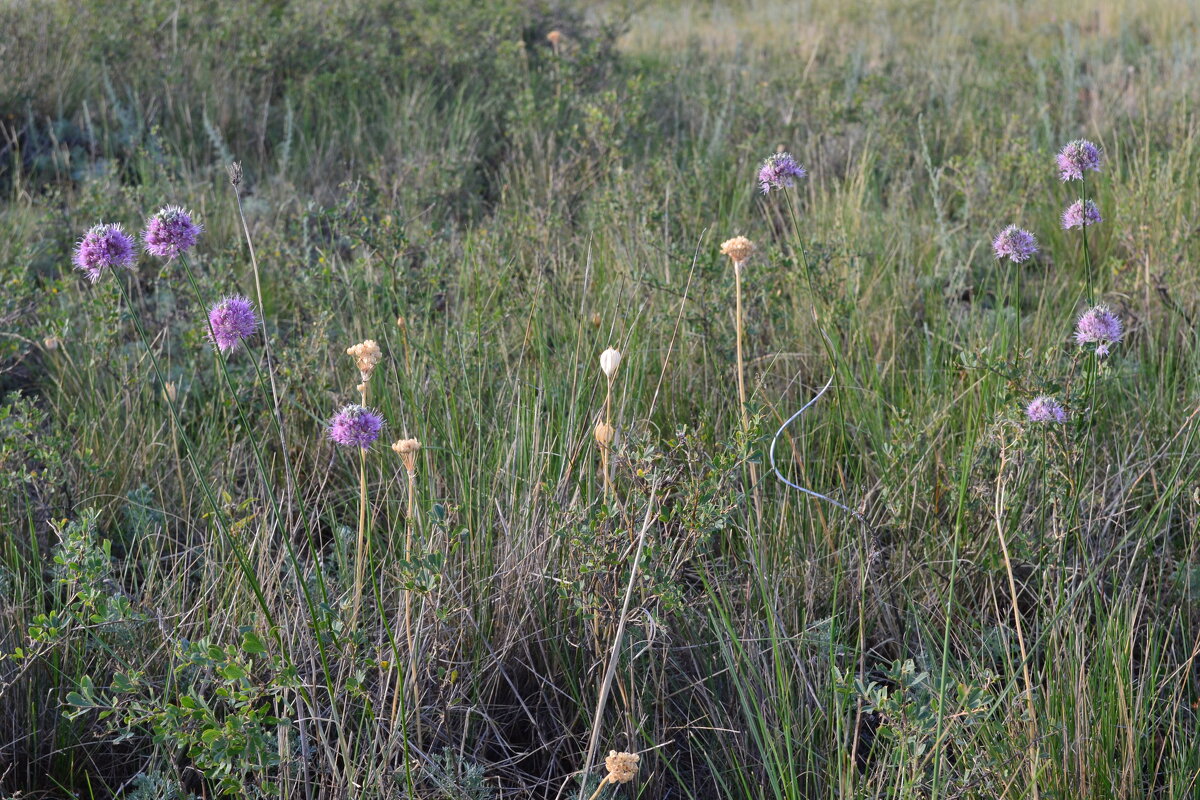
<box><xmin>600</xmin><ymin>347</ymin><xmax>622</xmax><ymax>380</ymax></box>
<box><xmin>594</xmin><ymin>421</ymin><xmax>615</xmax><ymax>449</ymax></box>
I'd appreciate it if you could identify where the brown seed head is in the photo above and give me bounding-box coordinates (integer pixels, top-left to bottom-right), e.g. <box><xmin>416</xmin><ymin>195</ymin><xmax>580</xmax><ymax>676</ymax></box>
<box><xmin>164</xmin><ymin>381</ymin><xmax>178</xmax><ymax>403</ymax></box>
<box><xmin>604</xmin><ymin>751</ymin><xmax>639</xmax><ymax>784</ymax></box>
<box><xmin>42</xmin><ymin>336</ymin><xmax>60</xmax><ymax>351</ymax></box>
<box><xmin>347</xmin><ymin>339</ymin><xmax>383</xmax><ymax>382</ymax></box>
<box><xmin>392</xmin><ymin>438</ymin><xmax>422</xmax><ymax>473</ymax></box>
<box><xmin>547</xmin><ymin>30</ymin><xmax>564</xmax><ymax>47</ymax></box>
<box><xmin>227</xmin><ymin>162</ymin><xmax>242</xmax><ymax>188</ymax></box>
<box><xmin>720</xmin><ymin>236</ymin><xmax>755</xmax><ymax>266</ymax></box>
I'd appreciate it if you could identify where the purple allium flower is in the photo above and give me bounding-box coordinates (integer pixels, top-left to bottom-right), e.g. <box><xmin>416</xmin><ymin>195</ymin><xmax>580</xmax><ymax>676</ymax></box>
<box><xmin>1062</xmin><ymin>199</ymin><xmax>1102</xmax><ymax>230</ymax></box>
<box><xmin>73</xmin><ymin>223</ymin><xmax>136</xmax><ymax>283</ymax></box>
<box><xmin>1074</xmin><ymin>304</ymin><xmax>1123</xmax><ymax>353</ymax></box>
<box><xmin>1056</xmin><ymin>139</ymin><xmax>1102</xmax><ymax>182</ymax></box>
<box><xmin>141</xmin><ymin>205</ymin><xmax>202</xmax><ymax>259</ymax></box>
<box><xmin>1026</xmin><ymin>396</ymin><xmax>1067</xmax><ymax>424</ymax></box>
<box><xmin>207</xmin><ymin>295</ymin><xmax>257</xmax><ymax>352</ymax></box>
<box><xmin>327</xmin><ymin>404</ymin><xmax>384</xmax><ymax>449</ymax></box>
<box><xmin>992</xmin><ymin>225</ymin><xmax>1039</xmax><ymax>263</ymax></box>
<box><xmin>757</xmin><ymin>152</ymin><xmax>807</xmax><ymax>194</ymax></box>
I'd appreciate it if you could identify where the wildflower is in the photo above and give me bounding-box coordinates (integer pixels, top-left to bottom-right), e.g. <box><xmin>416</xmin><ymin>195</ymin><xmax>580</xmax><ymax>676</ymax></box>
<box><xmin>605</xmin><ymin>751</ymin><xmax>640</xmax><ymax>784</ymax></box>
<box><xmin>206</xmin><ymin>295</ymin><xmax>257</xmax><ymax>352</ymax></box>
<box><xmin>328</xmin><ymin>405</ymin><xmax>384</xmax><ymax>449</ymax></box>
<box><xmin>1075</xmin><ymin>305</ymin><xmax>1123</xmax><ymax>354</ymax></box>
<box><xmin>1061</xmin><ymin>199</ymin><xmax>1102</xmax><ymax>230</ymax></box>
<box><xmin>594</xmin><ymin>421</ymin><xmax>614</xmax><ymax>448</ymax></box>
<box><xmin>347</xmin><ymin>339</ymin><xmax>383</xmax><ymax>382</ymax></box>
<box><xmin>1056</xmin><ymin>139</ymin><xmax>1102</xmax><ymax>182</ymax></box>
<box><xmin>142</xmin><ymin>206</ymin><xmax>202</xmax><ymax>259</ymax></box>
<box><xmin>1026</xmin><ymin>396</ymin><xmax>1067</xmax><ymax>424</ymax></box>
<box><xmin>757</xmin><ymin>152</ymin><xmax>807</xmax><ymax>194</ymax></box>
<box><xmin>720</xmin><ymin>236</ymin><xmax>756</xmax><ymax>268</ymax></box>
<box><xmin>600</xmin><ymin>348</ymin><xmax>621</xmax><ymax>380</ymax></box>
<box><xmin>547</xmin><ymin>29</ymin><xmax>563</xmax><ymax>47</ymax></box>
<box><xmin>992</xmin><ymin>226</ymin><xmax>1038</xmax><ymax>263</ymax></box>
<box><xmin>73</xmin><ymin>223</ymin><xmax>136</xmax><ymax>283</ymax></box>
<box><xmin>392</xmin><ymin>438</ymin><xmax>421</xmax><ymax>473</ymax></box>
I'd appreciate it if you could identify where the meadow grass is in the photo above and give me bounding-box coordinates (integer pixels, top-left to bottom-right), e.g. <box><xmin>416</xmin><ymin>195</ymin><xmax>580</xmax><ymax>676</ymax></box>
<box><xmin>2</xmin><ymin>0</ymin><xmax>1199</xmax><ymax>797</ymax></box>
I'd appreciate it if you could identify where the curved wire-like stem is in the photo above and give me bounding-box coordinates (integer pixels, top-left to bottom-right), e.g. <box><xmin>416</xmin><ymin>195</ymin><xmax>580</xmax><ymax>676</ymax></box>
<box><xmin>768</xmin><ymin>372</ymin><xmax>867</xmax><ymax>525</ymax></box>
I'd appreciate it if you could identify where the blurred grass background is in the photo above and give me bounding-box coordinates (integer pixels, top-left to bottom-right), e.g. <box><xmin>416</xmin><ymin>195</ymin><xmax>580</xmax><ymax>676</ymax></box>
<box><xmin>2</xmin><ymin>0</ymin><xmax>1199</xmax><ymax>797</ymax></box>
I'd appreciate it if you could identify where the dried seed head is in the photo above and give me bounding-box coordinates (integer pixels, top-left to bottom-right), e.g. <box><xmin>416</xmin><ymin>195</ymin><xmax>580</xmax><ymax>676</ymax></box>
<box><xmin>720</xmin><ymin>236</ymin><xmax>755</xmax><ymax>267</ymax></box>
<box><xmin>599</xmin><ymin>347</ymin><xmax>621</xmax><ymax>380</ymax></box>
<box><xmin>392</xmin><ymin>437</ymin><xmax>422</xmax><ymax>473</ymax></box>
<box><xmin>590</xmin><ymin>312</ymin><xmax>602</xmax><ymax>328</ymax></box>
<box><xmin>227</xmin><ymin>161</ymin><xmax>243</xmax><ymax>188</ymax></box>
<box><xmin>605</xmin><ymin>751</ymin><xmax>639</xmax><ymax>784</ymax></box>
<box><xmin>347</xmin><ymin>339</ymin><xmax>383</xmax><ymax>381</ymax></box>
<box><xmin>594</xmin><ymin>421</ymin><xmax>614</xmax><ymax>448</ymax></box>
<box><xmin>42</xmin><ymin>336</ymin><xmax>60</xmax><ymax>351</ymax></box>
<box><xmin>164</xmin><ymin>381</ymin><xmax>177</xmax><ymax>403</ymax></box>
<box><xmin>547</xmin><ymin>30</ymin><xmax>564</xmax><ymax>47</ymax></box>
<box><xmin>396</xmin><ymin>316</ymin><xmax>407</xmax><ymax>331</ymax></box>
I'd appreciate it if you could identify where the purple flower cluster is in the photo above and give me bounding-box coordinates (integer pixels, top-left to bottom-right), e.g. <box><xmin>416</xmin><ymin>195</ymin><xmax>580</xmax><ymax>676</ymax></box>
<box><xmin>1061</xmin><ymin>199</ymin><xmax>1102</xmax><ymax>230</ymax></box>
<box><xmin>1056</xmin><ymin>139</ymin><xmax>1102</xmax><ymax>182</ymax></box>
<box><xmin>1026</xmin><ymin>396</ymin><xmax>1067</xmax><ymax>424</ymax></box>
<box><xmin>328</xmin><ymin>405</ymin><xmax>385</xmax><ymax>449</ymax></box>
<box><xmin>73</xmin><ymin>223</ymin><xmax>137</xmax><ymax>283</ymax></box>
<box><xmin>207</xmin><ymin>296</ymin><xmax>258</xmax><ymax>352</ymax></box>
<box><xmin>992</xmin><ymin>225</ymin><xmax>1038</xmax><ymax>263</ymax></box>
<box><xmin>1075</xmin><ymin>304</ymin><xmax>1123</xmax><ymax>357</ymax></box>
<box><xmin>757</xmin><ymin>152</ymin><xmax>807</xmax><ymax>194</ymax></box>
<box><xmin>142</xmin><ymin>206</ymin><xmax>202</xmax><ymax>260</ymax></box>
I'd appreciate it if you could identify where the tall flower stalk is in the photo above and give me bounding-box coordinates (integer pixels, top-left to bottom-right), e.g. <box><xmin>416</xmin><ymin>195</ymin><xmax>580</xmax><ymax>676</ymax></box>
<box><xmin>597</xmin><ymin>347</ymin><xmax>621</xmax><ymax>501</ymax></box>
<box><xmin>720</xmin><ymin>236</ymin><xmax>762</xmax><ymax>526</ymax></box>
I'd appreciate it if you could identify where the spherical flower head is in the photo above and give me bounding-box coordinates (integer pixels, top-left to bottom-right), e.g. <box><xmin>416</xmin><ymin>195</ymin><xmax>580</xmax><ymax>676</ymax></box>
<box><xmin>207</xmin><ymin>295</ymin><xmax>257</xmax><ymax>352</ymax></box>
<box><xmin>1026</xmin><ymin>396</ymin><xmax>1067</xmax><ymax>424</ymax></box>
<box><xmin>1062</xmin><ymin>199</ymin><xmax>1102</xmax><ymax>230</ymax></box>
<box><xmin>73</xmin><ymin>223</ymin><xmax>136</xmax><ymax>283</ymax></box>
<box><xmin>1074</xmin><ymin>304</ymin><xmax>1123</xmax><ymax>350</ymax></box>
<box><xmin>992</xmin><ymin>225</ymin><xmax>1038</xmax><ymax>263</ymax></box>
<box><xmin>720</xmin><ymin>236</ymin><xmax>756</xmax><ymax>267</ymax></box>
<box><xmin>1056</xmin><ymin>139</ymin><xmax>1102</xmax><ymax>182</ymax></box>
<box><xmin>604</xmin><ymin>751</ymin><xmax>640</xmax><ymax>784</ymax></box>
<box><xmin>600</xmin><ymin>347</ymin><xmax>622</xmax><ymax>380</ymax></box>
<box><xmin>327</xmin><ymin>404</ymin><xmax>384</xmax><ymax>449</ymax></box>
<box><xmin>757</xmin><ymin>152</ymin><xmax>807</xmax><ymax>194</ymax></box>
<box><xmin>142</xmin><ymin>206</ymin><xmax>202</xmax><ymax>259</ymax></box>
<box><xmin>347</xmin><ymin>339</ymin><xmax>383</xmax><ymax>382</ymax></box>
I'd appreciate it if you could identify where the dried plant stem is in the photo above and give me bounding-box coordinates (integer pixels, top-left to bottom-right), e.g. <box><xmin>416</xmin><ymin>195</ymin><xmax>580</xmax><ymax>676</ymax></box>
<box><xmin>352</xmin><ymin>447</ymin><xmax>368</xmax><ymax>628</ymax></box>
<box><xmin>994</xmin><ymin>443</ymin><xmax>1041</xmax><ymax>800</ymax></box>
<box><xmin>229</xmin><ymin>174</ymin><xmax>296</xmax><ymax>513</ymax></box>
<box><xmin>734</xmin><ymin>262</ymin><xmax>763</xmax><ymax>529</ymax></box>
<box><xmin>602</xmin><ymin>380</ymin><xmax>614</xmax><ymax>500</ymax></box>
<box><xmin>584</xmin><ymin>774</ymin><xmax>611</xmax><ymax>800</ymax></box>
<box><xmin>577</xmin><ymin>489</ymin><xmax>656</xmax><ymax>800</ymax></box>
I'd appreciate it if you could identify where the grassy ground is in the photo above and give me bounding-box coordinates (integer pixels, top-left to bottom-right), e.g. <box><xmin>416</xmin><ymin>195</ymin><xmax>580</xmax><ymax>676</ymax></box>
<box><xmin>2</xmin><ymin>0</ymin><xmax>1199</xmax><ymax>797</ymax></box>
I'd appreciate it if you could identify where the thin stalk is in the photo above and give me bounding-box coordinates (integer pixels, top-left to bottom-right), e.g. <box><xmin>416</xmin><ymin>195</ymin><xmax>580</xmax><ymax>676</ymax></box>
<box><xmin>577</xmin><ymin>490</ymin><xmax>656</xmax><ymax>800</ymax></box>
<box><xmin>995</xmin><ymin>442</ymin><xmax>1041</xmax><ymax>800</ymax></box>
<box><xmin>734</xmin><ymin>261</ymin><xmax>763</xmax><ymax>532</ymax></box>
